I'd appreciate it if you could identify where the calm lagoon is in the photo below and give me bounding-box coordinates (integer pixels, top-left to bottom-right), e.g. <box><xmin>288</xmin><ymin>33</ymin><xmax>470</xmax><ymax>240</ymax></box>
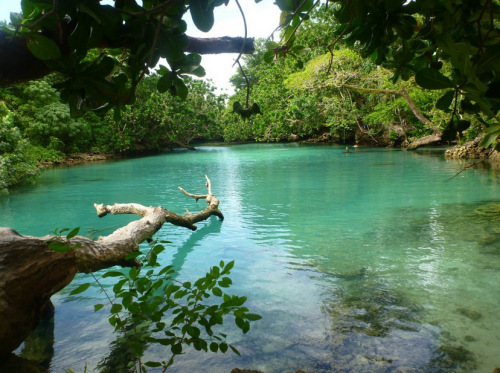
<box><xmin>1</xmin><ymin>144</ymin><xmax>500</xmax><ymax>372</ymax></box>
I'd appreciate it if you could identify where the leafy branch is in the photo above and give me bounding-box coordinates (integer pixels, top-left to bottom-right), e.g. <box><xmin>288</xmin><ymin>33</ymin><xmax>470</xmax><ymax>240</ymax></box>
<box><xmin>49</xmin><ymin>232</ymin><xmax>261</xmax><ymax>372</ymax></box>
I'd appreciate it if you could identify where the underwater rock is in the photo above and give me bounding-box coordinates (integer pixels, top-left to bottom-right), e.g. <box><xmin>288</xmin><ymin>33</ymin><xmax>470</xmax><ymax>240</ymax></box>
<box><xmin>336</xmin><ymin>267</ymin><xmax>368</xmax><ymax>281</ymax></box>
<box><xmin>457</xmin><ymin>308</ymin><xmax>482</xmax><ymax>320</ymax></box>
<box><xmin>474</xmin><ymin>204</ymin><xmax>500</xmax><ymax>221</ymax></box>
<box><xmin>430</xmin><ymin>344</ymin><xmax>477</xmax><ymax>371</ymax></box>
<box><xmin>438</xmin><ymin>345</ymin><xmax>474</xmax><ymax>363</ymax></box>
<box><xmin>479</xmin><ymin>235</ymin><xmax>498</xmax><ymax>245</ymax></box>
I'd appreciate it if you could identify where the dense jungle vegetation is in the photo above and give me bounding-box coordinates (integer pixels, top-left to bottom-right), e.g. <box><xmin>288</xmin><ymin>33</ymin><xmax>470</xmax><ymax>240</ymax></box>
<box><xmin>2</xmin><ymin>1</ymin><xmax>500</xmax><ymax>372</ymax></box>
<box><xmin>1</xmin><ymin>1</ymin><xmax>499</xmax><ymax>196</ymax></box>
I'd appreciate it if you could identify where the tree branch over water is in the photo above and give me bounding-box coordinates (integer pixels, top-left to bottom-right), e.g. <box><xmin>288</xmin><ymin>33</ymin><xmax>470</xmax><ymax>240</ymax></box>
<box><xmin>0</xmin><ymin>175</ymin><xmax>223</xmax><ymax>358</ymax></box>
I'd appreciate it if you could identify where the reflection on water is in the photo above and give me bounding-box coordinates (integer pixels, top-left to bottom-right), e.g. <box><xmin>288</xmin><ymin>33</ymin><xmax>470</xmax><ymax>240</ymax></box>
<box><xmin>2</xmin><ymin>144</ymin><xmax>500</xmax><ymax>373</ymax></box>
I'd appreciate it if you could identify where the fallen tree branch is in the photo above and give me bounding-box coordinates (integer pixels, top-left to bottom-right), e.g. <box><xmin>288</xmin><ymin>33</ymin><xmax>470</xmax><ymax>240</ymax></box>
<box><xmin>0</xmin><ymin>175</ymin><xmax>223</xmax><ymax>358</ymax></box>
<box><xmin>406</xmin><ymin>132</ymin><xmax>442</xmax><ymax>150</ymax></box>
<box><xmin>0</xmin><ymin>30</ymin><xmax>255</xmax><ymax>85</ymax></box>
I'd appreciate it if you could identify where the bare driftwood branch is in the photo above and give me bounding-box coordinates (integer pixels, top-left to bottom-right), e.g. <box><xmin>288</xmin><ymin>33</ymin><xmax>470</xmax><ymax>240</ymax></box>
<box><xmin>406</xmin><ymin>133</ymin><xmax>442</xmax><ymax>150</ymax></box>
<box><xmin>0</xmin><ymin>176</ymin><xmax>223</xmax><ymax>358</ymax></box>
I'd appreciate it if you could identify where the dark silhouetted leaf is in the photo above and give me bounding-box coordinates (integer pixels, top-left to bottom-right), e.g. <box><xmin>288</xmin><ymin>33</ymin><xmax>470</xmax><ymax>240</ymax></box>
<box><xmin>190</xmin><ymin>0</ymin><xmax>215</xmax><ymax>32</ymax></box>
<box><xmin>435</xmin><ymin>91</ymin><xmax>455</xmax><ymax>110</ymax></box>
<box><xmin>415</xmin><ymin>68</ymin><xmax>455</xmax><ymax>90</ymax></box>
<box><xmin>27</xmin><ymin>35</ymin><xmax>61</xmax><ymax>60</ymax></box>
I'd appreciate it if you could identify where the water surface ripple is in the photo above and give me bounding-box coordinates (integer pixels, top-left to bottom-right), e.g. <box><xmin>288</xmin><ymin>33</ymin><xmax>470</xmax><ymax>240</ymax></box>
<box><xmin>1</xmin><ymin>144</ymin><xmax>500</xmax><ymax>373</ymax></box>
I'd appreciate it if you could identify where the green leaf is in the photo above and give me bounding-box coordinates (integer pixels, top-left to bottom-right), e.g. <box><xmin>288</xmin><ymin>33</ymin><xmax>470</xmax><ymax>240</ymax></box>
<box><xmin>212</xmin><ymin>287</ymin><xmax>223</xmax><ymax>296</ymax></box>
<box><xmin>145</xmin><ymin>361</ymin><xmax>162</xmax><ymax>368</ymax></box>
<box><xmin>27</xmin><ymin>35</ymin><xmax>61</xmax><ymax>60</ymax></box>
<box><xmin>263</xmin><ymin>50</ymin><xmax>275</xmax><ymax>64</ymax></box>
<box><xmin>10</xmin><ymin>12</ymin><xmax>23</xmax><ymax>25</ymax></box>
<box><xmin>147</xmin><ymin>250</ymin><xmax>157</xmax><ymax>266</ymax></box>
<box><xmin>66</xmin><ymin>227</ymin><xmax>80</xmax><ymax>240</ymax></box>
<box><xmin>415</xmin><ymin>68</ymin><xmax>455</xmax><ymax>90</ymax></box>
<box><xmin>219</xmin><ymin>342</ymin><xmax>228</xmax><ymax>353</ymax></box>
<box><xmin>111</xmin><ymin>304</ymin><xmax>123</xmax><ymax>313</ymax></box>
<box><xmin>49</xmin><ymin>241</ymin><xmax>72</xmax><ymax>253</ymax></box>
<box><xmin>152</xmin><ymin>245</ymin><xmax>164</xmax><ymax>255</ymax></box>
<box><xmin>158</xmin><ymin>65</ymin><xmax>170</xmax><ymax>75</ymax></box>
<box><xmin>476</xmin><ymin>43</ymin><xmax>500</xmax><ymax>74</ymax></box>
<box><xmin>242</xmin><ymin>320</ymin><xmax>250</xmax><ymax>333</ymax></box>
<box><xmin>69</xmin><ymin>283</ymin><xmax>91</xmax><ymax>296</ymax></box>
<box><xmin>125</xmin><ymin>252</ymin><xmax>142</xmax><ymax>260</ymax></box>
<box><xmin>157</xmin><ymin>73</ymin><xmax>174</xmax><ymax>93</ymax></box>
<box><xmin>173</xmin><ymin>78</ymin><xmax>188</xmax><ymax>100</ymax></box>
<box><xmin>221</xmin><ymin>260</ymin><xmax>234</xmax><ymax>274</ymax></box>
<box><xmin>244</xmin><ymin>313</ymin><xmax>262</xmax><ymax>321</ymax></box>
<box><xmin>190</xmin><ymin>0</ymin><xmax>215</xmax><ymax>32</ymax></box>
<box><xmin>456</xmin><ymin>120</ymin><xmax>471</xmax><ymax>132</ymax></box>
<box><xmin>82</xmin><ymin>56</ymin><xmax>115</xmax><ymax>78</ymax></box>
<box><xmin>290</xmin><ymin>45</ymin><xmax>311</xmax><ymax>55</ymax></box>
<box><xmin>171</xmin><ymin>343</ymin><xmax>183</xmax><ymax>354</ymax></box>
<box><xmin>158</xmin><ymin>265</ymin><xmax>174</xmax><ymax>276</ymax></box>
<box><xmin>94</xmin><ymin>304</ymin><xmax>105</xmax><ymax>312</ymax></box>
<box><xmin>210</xmin><ymin>342</ymin><xmax>218</xmax><ymax>353</ymax></box>
<box><xmin>129</xmin><ymin>340</ymin><xmax>144</xmax><ymax>357</ymax></box>
<box><xmin>436</xmin><ymin>33</ymin><xmax>460</xmax><ymax>63</ymax></box>
<box><xmin>232</xmin><ymin>295</ymin><xmax>247</xmax><ymax>307</ymax></box>
<box><xmin>392</xmin><ymin>15</ymin><xmax>416</xmax><ymax>40</ymax></box>
<box><xmin>279</xmin><ymin>10</ymin><xmax>293</xmax><ymax>26</ymax></box>
<box><xmin>275</xmin><ymin>0</ymin><xmax>295</xmax><ymax>11</ymax></box>
<box><xmin>102</xmin><ymin>271</ymin><xmax>126</xmax><ymax>278</ymax></box>
<box><xmin>189</xmin><ymin>66</ymin><xmax>206</xmax><ymax>77</ymax></box>
<box><xmin>129</xmin><ymin>266</ymin><xmax>138</xmax><ymax>281</ymax></box>
<box><xmin>435</xmin><ymin>91</ymin><xmax>455</xmax><ymax>110</ymax></box>
<box><xmin>480</xmin><ymin>126</ymin><xmax>500</xmax><ymax>148</ymax></box>
<box><xmin>265</xmin><ymin>41</ymin><xmax>279</xmax><ymax>50</ymax></box>
<box><xmin>229</xmin><ymin>344</ymin><xmax>241</xmax><ymax>356</ymax></box>
<box><xmin>187</xmin><ymin>326</ymin><xmax>201</xmax><ymax>338</ymax></box>
<box><xmin>235</xmin><ymin>317</ymin><xmax>245</xmax><ymax>330</ymax></box>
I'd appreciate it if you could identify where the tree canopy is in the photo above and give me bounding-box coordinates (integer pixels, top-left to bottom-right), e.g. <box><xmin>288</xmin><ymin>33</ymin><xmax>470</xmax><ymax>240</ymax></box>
<box><xmin>265</xmin><ymin>0</ymin><xmax>500</xmax><ymax>147</ymax></box>
<box><xmin>0</xmin><ymin>0</ymin><xmax>253</xmax><ymax>120</ymax></box>
<box><xmin>0</xmin><ymin>0</ymin><xmax>499</xmax><ymax>147</ymax></box>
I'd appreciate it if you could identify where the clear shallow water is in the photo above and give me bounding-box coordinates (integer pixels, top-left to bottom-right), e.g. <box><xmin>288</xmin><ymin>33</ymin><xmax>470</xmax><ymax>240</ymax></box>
<box><xmin>1</xmin><ymin>144</ymin><xmax>500</xmax><ymax>373</ymax></box>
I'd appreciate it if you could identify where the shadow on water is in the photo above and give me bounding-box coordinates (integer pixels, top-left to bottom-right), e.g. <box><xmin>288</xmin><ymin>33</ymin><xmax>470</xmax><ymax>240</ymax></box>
<box><xmin>2</xmin><ymin>302</ymin><xmax>55</xmax><ymax>373</ymax></box>
<box><xmin>169</xmin><ymin>217</ymin><xmax>222</xmax><ymax>275</ymax></box>
<box><xmin>97</xmin><ymin>219</ymin><xmax>222</xmax><ymax>373</ymax></box>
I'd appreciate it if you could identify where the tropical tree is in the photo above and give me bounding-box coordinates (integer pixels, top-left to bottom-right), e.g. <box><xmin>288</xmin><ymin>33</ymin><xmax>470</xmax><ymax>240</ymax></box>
<box><xmin>115</xmin><ymin>76</ymin><xmax>225</xmax><ymax>151</ymax></box>
<box><xmin>266</xmin><ymin>0</ymin><xmax>500</xmax><ymax>148</ymax></box>
<box><xmin>1</xmin><ymin>0</ymin><xmax>499</xmax><ymax>146</ymax></box>
<box><xmin>0</xmin><ymin>102</ymin><xmax>39</xmax><ymax>195</ymax></box>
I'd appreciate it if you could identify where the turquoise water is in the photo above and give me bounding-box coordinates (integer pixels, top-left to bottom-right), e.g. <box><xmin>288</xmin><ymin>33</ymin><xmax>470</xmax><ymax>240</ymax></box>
<box><xmin>2</xmin><ymin>144</ymin><xmax>500</xmax><ymax>372</ymax></box>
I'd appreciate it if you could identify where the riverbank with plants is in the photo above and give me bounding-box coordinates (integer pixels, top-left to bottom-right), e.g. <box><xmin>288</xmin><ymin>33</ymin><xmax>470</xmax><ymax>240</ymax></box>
<box><xmin>2</xmin><ymin>4</ymin><xmax>499</xmax><ymax>195</ymax></box>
